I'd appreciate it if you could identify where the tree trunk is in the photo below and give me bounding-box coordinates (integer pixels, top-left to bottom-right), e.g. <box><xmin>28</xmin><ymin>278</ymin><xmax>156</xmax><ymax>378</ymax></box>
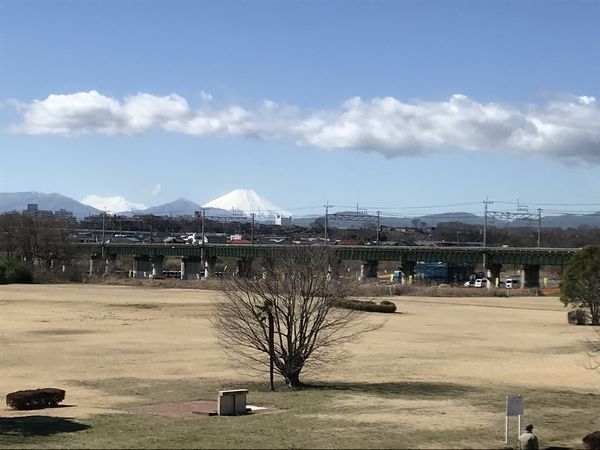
<box><xmin>285</xmin><ymin>369</ymin><xmax>304</xmax><ymax>388</ymax></box>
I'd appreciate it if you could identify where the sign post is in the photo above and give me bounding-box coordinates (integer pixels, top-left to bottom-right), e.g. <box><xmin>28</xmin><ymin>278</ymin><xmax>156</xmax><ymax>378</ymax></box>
<box><xmin>505</xmin><ymin>395</ymin><xmax>524</xmax><ymax>444</ymax></box>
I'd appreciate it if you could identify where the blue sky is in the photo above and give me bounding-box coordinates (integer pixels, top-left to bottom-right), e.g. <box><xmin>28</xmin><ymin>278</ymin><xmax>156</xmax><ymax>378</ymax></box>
<box><xmin>1</xmin><ymin>0</ymin><xmax>599</xmax><ymax>216</ymax></box>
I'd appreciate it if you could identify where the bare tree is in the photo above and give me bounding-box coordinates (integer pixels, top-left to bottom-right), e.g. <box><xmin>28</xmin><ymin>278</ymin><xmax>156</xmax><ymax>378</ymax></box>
<box><xmin>212</xmin><ymin>247</ymin><xmax>380</xmax><ymax>388</ymax></box>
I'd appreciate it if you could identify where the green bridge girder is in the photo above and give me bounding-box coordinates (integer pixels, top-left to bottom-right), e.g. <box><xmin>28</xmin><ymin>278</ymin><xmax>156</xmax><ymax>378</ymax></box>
<box><xmin>80</xmin><ymin>243</ymin><xmax>579</xmax><ymax>266</ymax></box>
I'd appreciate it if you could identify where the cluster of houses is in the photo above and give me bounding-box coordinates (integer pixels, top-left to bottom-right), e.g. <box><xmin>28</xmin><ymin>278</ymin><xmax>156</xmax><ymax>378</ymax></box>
<box><xmin>78</xmin><ymin>230</ymin><xmax>295</xmax><ymax>245</ymax></box>
<box><xmin>79</xmin><ymin>230</ymin><xmax>418</xmax><ymax>247</ymax></box>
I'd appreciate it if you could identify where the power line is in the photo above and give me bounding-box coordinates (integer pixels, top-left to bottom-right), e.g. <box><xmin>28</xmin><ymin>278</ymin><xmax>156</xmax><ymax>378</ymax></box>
<box><xmin>361</xmin><ymin>201</ymin><xmax>484</xmax><ymax>210</ymax></box>
<box><xmin>80</xmin><ymin>198</ymin><xmax>600</xmax><ymax>221</ymax></box>
<box><xmin>495</xmin><ymin>200</ymin><xmax>600</xmax><ymax>207</ymax></box>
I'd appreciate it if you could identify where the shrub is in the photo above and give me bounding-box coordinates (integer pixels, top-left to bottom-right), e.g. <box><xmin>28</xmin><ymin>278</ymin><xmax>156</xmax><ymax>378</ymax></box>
<box><xmin>6</xmin><ymin>264</ymin><xmax>34</xmax><ymax>283</ymax></box>
<box><xmin>335</xmin><ymin>299</ymin><xmax>397</xmax><ymax>313</ymax></box>
<box><xmin>582</xmin><ymin>431</ymin><xmax>600</xmax><ymax>450</ymax></box>
<box><xmin>6</xmin><ymin>388</ymin><xmax>66</xmax><ymax>410</ymax></box>
<box><xmin>0</xmin><ymin>258</ymin><xmax>33</xmax><ymax>284</ymax></box>
<box><xmin>568</xmin><ymin>309</ymin><xmax>590</xmax><ymax>325</ymax></box>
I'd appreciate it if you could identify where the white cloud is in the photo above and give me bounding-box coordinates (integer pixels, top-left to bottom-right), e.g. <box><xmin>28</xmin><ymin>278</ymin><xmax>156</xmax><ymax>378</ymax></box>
<box><xmin>10</xmin><ymin>91</ymin><xmax>600</xmax><ymax>164</ymax></box>
<box><xmin>121</xmin><ymin>93</ymin><xmax>189</xmax><ymax>134</ymax></box>
<box><xmin>152</xmin><ymin>184</ymin><xmax>161</xmax><ymax>195</ymax></box>
<box><xmin>297</xmin><ymin>94</ymin><xmax>600</xmax><ymax>163</ymax></box>
<box><xmin>81</xmin><ymin>195</ymin><xmax>147</xmax><ymax>214</ymax></box>
<box><xmin>12</xmin><ymin>91</ymin><xmax>190</xmax><ymax>135</ymax></box>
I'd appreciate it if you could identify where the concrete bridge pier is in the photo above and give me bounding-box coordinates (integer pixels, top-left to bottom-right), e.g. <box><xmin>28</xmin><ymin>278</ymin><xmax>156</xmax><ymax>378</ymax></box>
<box><xmin>399</xmin><ymin>261</ymin><xmax>416</xmax><ymax>283</ymax></box>
<box><xmin>489</xmin><ymin>263</ymin><xmax>502</xmax><ymax>287</ymax></box>
<box><xmin>359</xmin><ymin>260</ymin><xmax>379</xmax><ymax>281</ymax></box>
<box><xmin>523</xmin><ymin>264</ymin><xmax>540</xmax><ymax>288</ymax></box>
<box><xmin>181</xmin><ymin>256</ymin><xmax>203</xmax><ymax>280</ymax></box>
<box><xmin>133</xmin><ymin>255</ymin><xmax>152</xmax><ymax>278</ymax></box>
<box><xmin>204</xmin><ymin>256</ymin><xmax>217</xmax><ymax>278</ymax></box>
<box><xmin>151</xmin><ymin>256</ymin><xmax>164</xmax><ymax>278</ymax></box>
<box><xmin>237</xmin><ymin>258</ymin><xmax>253</xmax><ymax>278</ymax></box>
<box><xmin>89</xmin><ymin>254</ymin><xmax>102</xmax><ymax>277</ymax></box>
<box><xmin>104</xmin><ymin>254</ymin><xmax>117</xmax><ymax>276</ymax></box>
<box><xmin>489</xmin><ymin>263</ymin><xmax>502</xmax><ymax>281</ymax></box>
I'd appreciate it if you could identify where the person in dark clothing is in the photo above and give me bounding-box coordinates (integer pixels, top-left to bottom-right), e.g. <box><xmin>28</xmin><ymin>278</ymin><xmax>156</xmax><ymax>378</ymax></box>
<box><xmin>518</xmin><ymin>424</ymin><xmax>540</xmax><ymax>450</ymax></box>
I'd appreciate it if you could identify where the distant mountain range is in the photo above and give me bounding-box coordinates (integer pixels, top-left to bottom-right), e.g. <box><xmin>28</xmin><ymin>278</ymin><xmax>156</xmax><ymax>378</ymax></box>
<box><xmin>117</xmin><ymin>198</ymin><xmax>202</xmax><ymax>217</ymax></box>
<box><xmin>204</xmin><ymin>188</ymin><xmax>291</xmax><ymax>218</ymax></box>
<box><xmin>292</xmin><ymin>211</ymin><xmax>484</xmax><ymax>228</ymax></box>
<box><xmin>542</xmin><ymin>213</ymin><xmax>600</xmax><ymax>228</ymax></box>
<box><xmin>118</xmin><ymin>189</ymin><xmax>291</xmax><ymax>219</ymax></box>
<box><xmin>2</xmin><ymin>191</ymin><xmax>600</xmax><ymax>229</ymax></box>
<box><xmin>0</xmin><ymin>192</ymin><xmax>101</xmax><ymax>218</ymax></box>
<box><xmin>117</xmin><ymin>198</ymin><xmax>243</xmax><ymax>219</ymax></box>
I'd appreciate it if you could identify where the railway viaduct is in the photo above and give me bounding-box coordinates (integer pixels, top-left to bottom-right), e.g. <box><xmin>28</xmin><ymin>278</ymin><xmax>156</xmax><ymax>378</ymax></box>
<box><xmin>82</xmin><ymin>243</ymin><xmax>579</xmax><ymax>288</ymax></box>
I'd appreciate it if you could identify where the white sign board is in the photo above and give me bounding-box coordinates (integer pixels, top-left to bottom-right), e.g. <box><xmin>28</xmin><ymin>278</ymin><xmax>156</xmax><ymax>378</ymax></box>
<box><xmin>506</xmin><ymin>395</ymin><xmax>524</xmax><ymax>416</ymax></box>
<box><xmin>505</xmin><ymin>395</ymin><xmax>524</xmax><ymax>444</ymax></box>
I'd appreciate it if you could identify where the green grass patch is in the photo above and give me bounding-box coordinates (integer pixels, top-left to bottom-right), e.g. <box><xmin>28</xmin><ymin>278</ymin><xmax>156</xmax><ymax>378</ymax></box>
<box><xmin>2</xmin><ymin>377</ymin><xmax>597</xmax><ymax>449</ymax></box>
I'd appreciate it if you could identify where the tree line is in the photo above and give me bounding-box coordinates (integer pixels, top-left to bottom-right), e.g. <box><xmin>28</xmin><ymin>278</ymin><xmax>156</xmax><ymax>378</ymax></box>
<box><xmin>0</xmin><ymin>212</ymin><xmax>75</xmax><ymax>282</ymax></box>
<box><xmin>433</xmin><ymin>221</ymin><xmax>600</xmax><ymax>248</ymax></box>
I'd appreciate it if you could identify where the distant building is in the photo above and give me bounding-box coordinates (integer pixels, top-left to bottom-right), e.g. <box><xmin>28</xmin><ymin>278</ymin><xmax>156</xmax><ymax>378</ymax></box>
<box><xmin>275</xmin><ymin>215</ymin><xmax>292</xmax><ymax>226</ymax></box>
<box><xmin>54</xmin><ymin>209</ymin><xmax>75</xmax><ymax>220</ymax></box>
<box><xmin>228</xmin><ymin>239</ymin><xmax>252</xmax><ymax>245</ymax></box>
<box><xmin>201</xmin><ymin>233</ymin><xmax>229</xmax><ymax>244</ymax></box>
<box><xmin>22</xmin><ymin>203</ymin><xmax>53</xmax><ymax>217</ymax></box>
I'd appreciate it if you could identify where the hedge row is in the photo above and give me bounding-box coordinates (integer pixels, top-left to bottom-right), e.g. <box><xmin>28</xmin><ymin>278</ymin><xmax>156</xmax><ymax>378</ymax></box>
<box><xmin>335</xmin><ymin>299</ymin><xmax>397</xmax><ymax>313</ymax></box>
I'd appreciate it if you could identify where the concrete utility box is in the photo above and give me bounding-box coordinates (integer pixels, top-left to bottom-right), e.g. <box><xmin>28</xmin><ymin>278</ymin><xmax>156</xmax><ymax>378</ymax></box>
<box><xmin>218</xmin><ymin>389</ymin><xmax>248</xmax><ymax>416</ymax></box>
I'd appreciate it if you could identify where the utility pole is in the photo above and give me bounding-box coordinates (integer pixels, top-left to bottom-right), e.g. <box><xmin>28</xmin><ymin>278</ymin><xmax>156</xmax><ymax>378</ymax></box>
<box><xmin>101</xmin><ymin>208</ymin><xmax>107</xmax><ymax>257</ymax></box>
<box><xmin>483</xmin><ymin>199</ymin><xmax>493</xmax><ymax>249</ymax></box>
<box><xmin>251</xmin><ymin>213</ymin><xmax>255</xmax><ymax>244</ymax></box>
<box><xmin>324</xmin><ymin>202</ymin><xmax>332</xmax><ymax>246</ymax></box>
<box><xmin>376</xmin><ymin>210</ymin><xmax>381</xmax><ymax>245</ymax></box>
<box><xmin>483</xmin><ymin>198</ymin><xmax>493</xmax><ymax>276</ymax></box>
<box><xmin>200</xmin><ymin>208</ymin><xmax>205</xmax><ymax>245</ymax></box>
<box><xmin>537</xmin><ymin>208</ymin><xmax>542</xmax><ymax>248</ymax></box>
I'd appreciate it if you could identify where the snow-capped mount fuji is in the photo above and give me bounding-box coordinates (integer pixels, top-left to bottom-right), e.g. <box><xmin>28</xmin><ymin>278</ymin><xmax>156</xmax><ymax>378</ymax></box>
<box><xmin>203</xmin><ymin>189</ymin><xmax>291</xmax><ymax>219</ymax></box>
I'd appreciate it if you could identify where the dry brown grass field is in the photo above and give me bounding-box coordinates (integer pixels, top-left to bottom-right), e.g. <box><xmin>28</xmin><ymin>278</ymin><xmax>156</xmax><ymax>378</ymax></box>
<box><xmin>0</xmin><ymin>284</ymin><xmax>598</xmax><ymax>449</ymax></box>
